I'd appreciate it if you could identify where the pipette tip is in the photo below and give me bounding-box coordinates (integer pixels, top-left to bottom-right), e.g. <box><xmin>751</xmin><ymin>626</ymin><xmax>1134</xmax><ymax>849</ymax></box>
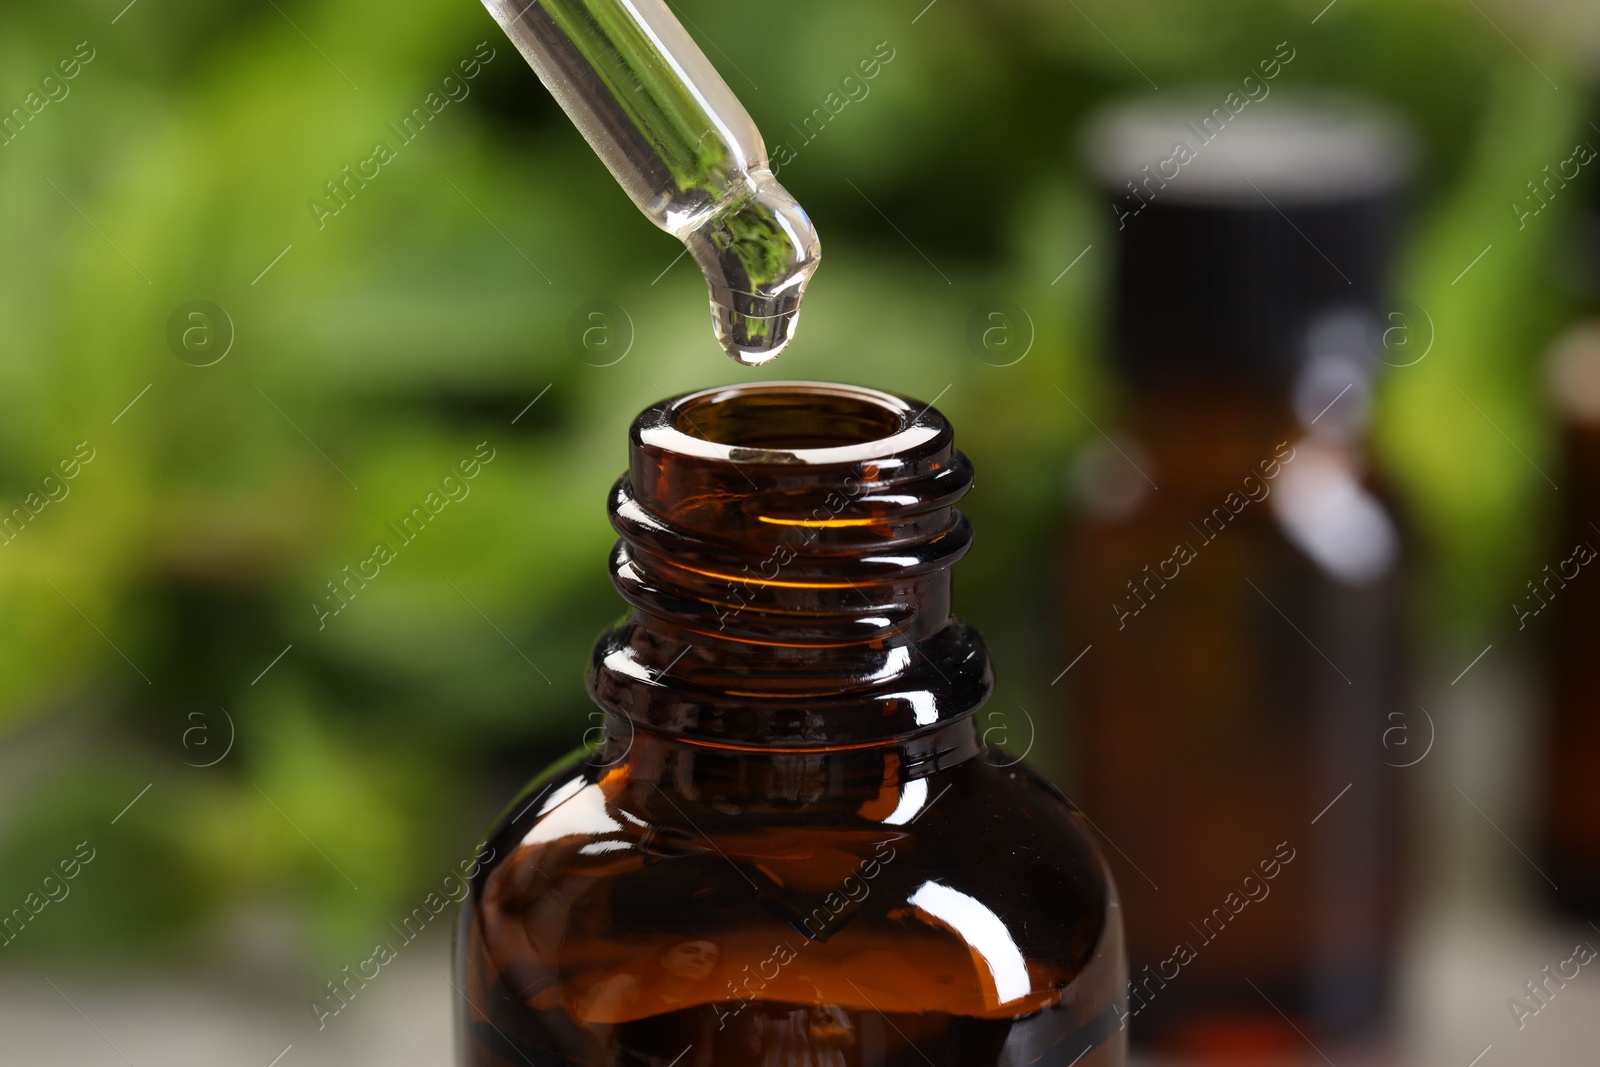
<box><xmin>711</xmin><ymin>301</ymin><xmax>802</xmax><ymax>367</ymax></box>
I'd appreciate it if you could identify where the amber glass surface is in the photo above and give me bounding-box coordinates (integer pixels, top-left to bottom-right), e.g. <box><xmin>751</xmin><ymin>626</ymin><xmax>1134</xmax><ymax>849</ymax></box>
<box><xmin>456</xmin><ymin>382</ymin><xmax>1128</xmax><ymax>1066</ymax></box>
<box><xmin>1543</xmin><ymin>359</ymin><xmax>1600</xmax><ymax>913</ymax></box>
<box><xmin>1064</xmin><ymin>386</ymin><xmax>1399</xmax><ymax>1054</ymax></box>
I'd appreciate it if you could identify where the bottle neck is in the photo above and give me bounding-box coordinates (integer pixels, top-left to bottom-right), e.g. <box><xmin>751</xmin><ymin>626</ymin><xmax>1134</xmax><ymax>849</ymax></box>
<box><xmin>587</xmin><ymin>383</ymin><xmax>994</xmax><ymax>748</ymax></box>
<box><xmin>1119</xmin><ymin>381</ymin><xmax>1308</xmax><ymax>492</ymax></box>
<box><xmin>594</xmin><ymin>714</ymin><xmax>984</xmax><ymax>811</ymax></box>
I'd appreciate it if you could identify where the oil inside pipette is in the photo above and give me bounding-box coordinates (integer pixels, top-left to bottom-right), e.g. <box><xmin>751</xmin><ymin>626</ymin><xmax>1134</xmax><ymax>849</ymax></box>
<box><xmin>685</xmin><ymin>173</ymin><xmax>820</xmax><ymax>366</ymax></box>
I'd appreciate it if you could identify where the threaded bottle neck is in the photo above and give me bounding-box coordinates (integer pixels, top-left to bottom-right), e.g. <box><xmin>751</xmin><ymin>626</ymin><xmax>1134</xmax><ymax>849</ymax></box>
<box><xmin>588</xmin><ymin>382</ymin><xmax>993</xmax><ymax>747</ymax></box>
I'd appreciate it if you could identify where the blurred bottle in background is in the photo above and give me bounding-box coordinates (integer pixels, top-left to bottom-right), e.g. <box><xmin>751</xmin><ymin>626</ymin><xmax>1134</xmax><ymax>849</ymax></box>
<box><xmin>1063</xmin><ymin>98</ymin><xmax>1413</xmax><ymax>1060</ymax></box>
<box><xmin>1539</xmin><ymin>89</ymin><xmax>1600</xmax><ymax>917</ymax></box>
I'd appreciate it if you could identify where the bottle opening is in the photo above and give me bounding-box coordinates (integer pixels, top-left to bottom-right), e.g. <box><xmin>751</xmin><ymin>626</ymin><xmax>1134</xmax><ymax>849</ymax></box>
<box><xmin>673</xmin><ymin>384</ymin><xmax>907</xmax><ymax>450</ymax></box>
<box><xmin>648</xmin><ymin>382</ymin><xmax>936</xmax><ymax>467</ymax></box>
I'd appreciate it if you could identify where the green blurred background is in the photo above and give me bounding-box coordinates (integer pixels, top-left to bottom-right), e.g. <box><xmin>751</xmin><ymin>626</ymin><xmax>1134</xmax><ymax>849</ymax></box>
<box><xmin>0</xmin><ymin>0</ymin><xmax>1592</xmax><ymax>975</ymax></box>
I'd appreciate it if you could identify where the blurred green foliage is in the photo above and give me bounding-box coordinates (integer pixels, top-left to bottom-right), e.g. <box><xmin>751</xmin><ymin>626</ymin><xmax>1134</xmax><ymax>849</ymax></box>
<box><xmin>0</xmin><ymin>0</ymin><xmax>1589</xmax><ymax>969</ymax></box>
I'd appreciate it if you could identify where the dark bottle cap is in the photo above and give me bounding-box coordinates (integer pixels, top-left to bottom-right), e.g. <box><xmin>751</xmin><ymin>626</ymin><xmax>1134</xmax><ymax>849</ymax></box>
<box><xmin>1083</xmin><ymin>96</ymin><xmax>1413</xmax><ymax>388</ymax></box>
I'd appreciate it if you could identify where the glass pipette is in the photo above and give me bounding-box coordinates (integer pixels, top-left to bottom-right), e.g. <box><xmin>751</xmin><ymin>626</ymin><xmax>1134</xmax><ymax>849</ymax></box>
<box><xmin>480</xmin><ymin>0</ymin><xmax>822</xmax><ymax>366</ymax></box>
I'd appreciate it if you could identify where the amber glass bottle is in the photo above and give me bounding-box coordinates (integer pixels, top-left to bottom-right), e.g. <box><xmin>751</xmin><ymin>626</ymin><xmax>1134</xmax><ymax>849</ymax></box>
<box><xmin>1538</xmin><ymin>104</ymin><xmax>1600</xmax><ymax>914</ymax></box>
<box><xmin>456</xmin><ymin>382</ymin><xmax>1127</xmax><ymax>1066</ymax></box>
<box><xmin>1541</xmin><ymin>327</ymin><xmax>1600</xmax><ymax>911</ymax></box>
<box><xmin>1065</xmin><ymin>100</ymin><xmax>1410</xmax><ymax>1057</ymax></box>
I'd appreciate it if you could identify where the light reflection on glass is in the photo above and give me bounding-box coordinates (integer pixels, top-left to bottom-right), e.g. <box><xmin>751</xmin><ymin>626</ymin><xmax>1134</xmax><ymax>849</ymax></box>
<box><xmin>908</xmin><ymin>880</ymin><xmax>1031</xmax><ymax>1006</ymax></box>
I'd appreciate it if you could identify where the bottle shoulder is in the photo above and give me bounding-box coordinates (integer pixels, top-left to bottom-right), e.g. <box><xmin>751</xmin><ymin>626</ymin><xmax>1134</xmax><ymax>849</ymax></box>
<box><xmin>465</xmin><ymin>748</ymin><xmax>1120</xmax><ymax>1023</ymax></box>
<box><xmin>1072</xmin><ymin>435</ymin><xmax>1401</xmax><ymax>588</ymax></box>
